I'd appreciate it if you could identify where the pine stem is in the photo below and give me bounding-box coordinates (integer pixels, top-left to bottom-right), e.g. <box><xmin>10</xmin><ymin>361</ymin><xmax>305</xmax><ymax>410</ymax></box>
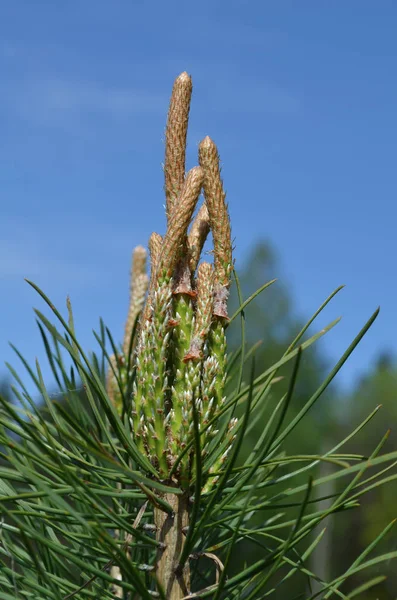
<box><xmin>154</xmin><ymin>492</ymin><xmax>190</xmax><ymax>599</ymax></box>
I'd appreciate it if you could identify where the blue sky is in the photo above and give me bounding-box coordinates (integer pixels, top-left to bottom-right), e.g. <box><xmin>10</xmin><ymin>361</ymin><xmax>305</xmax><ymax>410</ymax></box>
<box><xmin>1</xmin><ymin>1</ymin><xmax>396</xmax><ymax>397</ymax></box>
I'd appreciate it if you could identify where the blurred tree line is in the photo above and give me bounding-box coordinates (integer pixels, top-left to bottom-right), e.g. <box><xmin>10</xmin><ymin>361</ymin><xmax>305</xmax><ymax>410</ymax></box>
<box><xmin>226</xmin><ymin>241</ymin><xmax>396</xmax><ymax>600</ymax></box>
<box><xmin>0</xmin><ymin>240</ymin><xmax>395</xmax><ymax>599</ymax></box>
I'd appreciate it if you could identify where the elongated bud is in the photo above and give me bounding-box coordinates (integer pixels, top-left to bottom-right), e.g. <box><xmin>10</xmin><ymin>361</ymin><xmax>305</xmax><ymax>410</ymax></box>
<box><xmin>157</xmin><ymin>166</ymin><xmax>204</xmax><ymax>281</ymax></box>
<box><xmin>149</xmin><ymin>233</ymin><xmax>163</xmax><ymax>276</ymax></box>
<box><xmin>142</xmin><ymin>233</ymin><xmax>163</xmax><ymax>323</ymax></box>
<box><xmin>195</xmin><ymin>262</ymin><xmax>214</xmax><ymax>337</ymax></box>
<box><xmin>131</xmin><ymin>245</ymin><xmax>147</xmax><ymax>279</ymax></box>
<box><xmin>164</xmin><ymin>72</ymin><xmax>193</xmax><ymax>220</ymax></box>
<box><xmin>198</xmin><ymin>136</ymin><xmax>232</xmax><ymax>290</ymax></box>
<box><xmin>188</xmin><ymin>203</ymin><xmax>210</xmax><ymax>273</ymax></box>
<box><xmin>123</xmin><ymin>246</ymin><xmax>149</xmax><ymax>355</ymax></box>
<box><xmin>184</xmin><ymin>262</ymin><xmax>214</xmax><ymax>361</ymax></box>
<box><xmin>148</xmin><ymin>232</ymin><xmax>163</xmax><ymax>294</ymax></box>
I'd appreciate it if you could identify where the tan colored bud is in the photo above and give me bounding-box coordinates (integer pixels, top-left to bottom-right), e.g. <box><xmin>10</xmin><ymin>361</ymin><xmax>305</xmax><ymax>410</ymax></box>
<box><xmin>131</xmin><ymin>245</ymin><xmax>147</xmax><ymax>282</ymax></box>
<box><xmin>149</xmin><ymin>232</ymin><xmax>163</xmax><ymax>275</ymax></box>
<box><xmin>123</xmin><ymin>274</ymin><xmax>149</xmax><ymax>355</ymax></box>
<box><xmin>141</xmin><ymin>233</ymin><xmax>163</xmax><ymax>324</ymax></box>
<box><xmin>164</xmin><ymin>72</ymin><xmax>193</xmax><ymax>220</ymax></box>
<box><xmin>123</xmin><ymin>246</ymin><xmax>149</xmax><ymax>355</ymax></box>
<box><xmin>195</xmin><ymin>262</ymin><xmax>214</xmax><ymax>338</ymax></box>
<box><xmin>188</xmin><ymin>203</ymin><xmax>210</xmax><ymax>273</ymax></box>
<box><xmin>198</xmin><ymin>136</ymin><xmax>232</xmax><ymax>289</ymax></box>
<box><xmin>157</xmin><ymin>166</ymin><xmax>204</xmax><ymax>281</ymax></box>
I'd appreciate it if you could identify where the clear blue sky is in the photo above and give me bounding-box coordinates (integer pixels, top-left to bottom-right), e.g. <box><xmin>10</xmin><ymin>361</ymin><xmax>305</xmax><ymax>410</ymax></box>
<box><xmin>1</xmin><ymin>1</ymin><xmax>396</xmax><ymax>397</ymax></box>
